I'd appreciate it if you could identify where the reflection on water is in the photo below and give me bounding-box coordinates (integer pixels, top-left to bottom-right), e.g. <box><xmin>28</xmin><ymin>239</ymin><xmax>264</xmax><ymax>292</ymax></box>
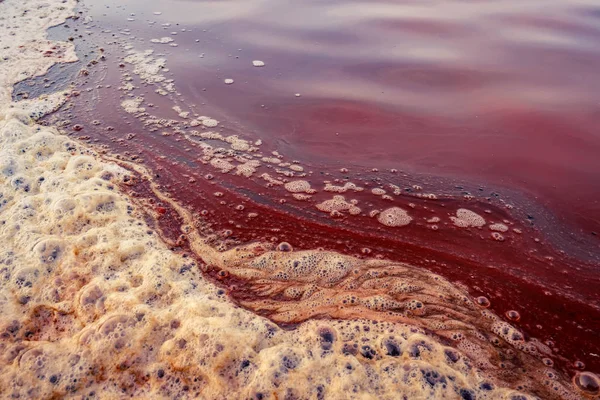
<box><xmin>84</xmin><ymin>0</ymin><xmax>600</xmax><ymax>237</ymax></box>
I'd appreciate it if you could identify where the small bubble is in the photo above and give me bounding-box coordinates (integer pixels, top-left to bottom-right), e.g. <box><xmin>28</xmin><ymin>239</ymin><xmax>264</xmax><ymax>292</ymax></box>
<box><xmin>360</xmin><ymin>345</ymin><xmax>376</xmax><ymax>359</ymax></box>
<box><xmin>476</xmin><ymin>296</ymin><xmax>490</xmax><ymax>308</ymax></box>
<box><xmin>505</xmin><ymin>310</ymin><xmax>520</xmax><ymax>321</ymax></box>
<box><xmin>217</xmin><ymin>270</ymin><xmax>229</xmax><ymax>278</ymax></box>
<box><xmin>542</xmin><ymin>358</ymin><xmax>554</xmax><ymax>367</ymax></box>
<box><xmin>384</xmin><ymin>340</ymin><xmax>401</xmax><ymax>357</ymax></box>
<box><xmin>318</xmin><ymin>327</ymin><xmax>335</xmax><ymax>350</ymax></box>
<box><xmin>574</xmin><ymin>360</ymin><xmax>586</xmax><ymax>370</ymax></box>
<box><xmin>491</xmin><ymin>232</ymin><xmax>505</xmax><ymax>241</ymax></box>
<box><xmin>277</xmin><ymin>242</ymin><xmax>293</xmax><ymax>252</ymax></box>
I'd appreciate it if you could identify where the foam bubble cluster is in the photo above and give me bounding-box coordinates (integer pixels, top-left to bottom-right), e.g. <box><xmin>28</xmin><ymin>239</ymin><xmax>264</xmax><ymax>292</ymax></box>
<box><xmin>324</xmin><ymin>182</ymin><xmax>363</xmax><ymax>193</ymax></box>
<box><xmin>284</xmin><ymin>180</ymin><xmax>314</xmax><ymax>194</ymax></box>
<box><xmin>451</xmin><ymin>208</ymin><xmax>486</xmax><ymax>228</ymax></box>
<box><xmin>316</xmin><ymin>195</ymin><xmax>361</xmax><ymax>216</ymax></box>
<box><xmin>150</xmin><ymin>37</ymin><xmax>175</xmax><ymax>44</ymax></box>
<box><xmin>377</xmin><ymin>207</ymin><xmax>412</xmax><ymax>227</ymax></box>
<box><xmin>200</xmin><ymin>244</ymin><xmax>586</xmax><ymax>399</ymax></box>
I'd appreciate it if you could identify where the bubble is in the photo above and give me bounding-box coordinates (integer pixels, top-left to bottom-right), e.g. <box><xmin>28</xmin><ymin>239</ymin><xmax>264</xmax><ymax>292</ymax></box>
<box><xmin>277</xmin><ymin>242</ymin><xmax>293</xmax><ymax>252</ymax></box>
<box><xmin>383</xmin><ymin>339</ymin><xmax>401</xmax><ymax>357</ymax></box>
<box><xmin>491</xmin><ymin>232</ymin><xmax>505</xmax><ymax>241</ymax></box>
<box><xmin>360</xmin><ymin>345</ymin><xmax>377</xmax><ymax>359</ymax></box>
<box><xmin>445</xmin><ymin>349</ymin><xmax>460</xmax><ymax>363</ymax></box>
<box><xmin>459</xmin><ymin>389</ymin><xmax>476</xmax><ymax>400</ymax></box>
<box><xmin>318</xmin><ymin>327</ymin><xmax>335</xmax><ymax>350</ymax></box>
<box><xmin>377</xmin><ymin>207</ymin><xmax>412</xmax><ymax>227</ymax></box>
<box><xmin>476</xmin><ymin>296</ymin><xmax>490</xmax><ymax>308</ymax></box>
<box><xmin>574</xmin><ymin>372</ymin><xmax>599</xmax><ymax>394</ymax></box>
<box><xmin>506</xmin><ymin>310</ymin><xmax>521</xmax><ymax>321</ymax></box>
<box><xmin>281</xmin><ymin>354</ymin><xmax>299</xmax><ymax>370</ymax></box>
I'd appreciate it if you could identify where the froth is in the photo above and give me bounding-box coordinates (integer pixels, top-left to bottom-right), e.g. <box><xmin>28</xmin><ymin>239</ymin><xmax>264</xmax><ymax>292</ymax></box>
<box><xmin>316</xmin><ymin>195</ymin><xmax>361</xmax><ymax>216</ymax></box>
<box><xmin>377</xmin><ymin>207</ymin><xmax>412</xmax><ymax>227</ymax></box>
<box><xmin>451</xmin><ymin>208</ymin><xmax>486</xmax><ymax>228</ymax></box>
<box><xmin>284</xmin><ymin>180</ymin><xmax>314</xmax><ymax>194</ymax></box>
<box><xmin>0</xmin><ymin>0</ymin><xmax>77</xmax><ymax>116</ymax></box>
<box><xmin>0</xmin><ymin>115</ymin><xmax>543</xmax><ymax>399</ymax></box>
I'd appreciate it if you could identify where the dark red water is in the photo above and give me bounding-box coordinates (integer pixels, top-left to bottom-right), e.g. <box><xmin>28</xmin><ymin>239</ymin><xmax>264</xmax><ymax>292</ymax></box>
<box><xmin>39</xmin><ymin>0</ymin><xmax>600</xmax><ymax>381</ymax></box>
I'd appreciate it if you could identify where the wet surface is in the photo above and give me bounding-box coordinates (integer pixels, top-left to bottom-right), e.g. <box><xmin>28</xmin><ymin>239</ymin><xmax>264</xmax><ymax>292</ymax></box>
<box><xmin>36</xmin><ymin>0</ymin><xmax>600</xmax><ymax>381</ymax></box>
<box><xmin>76</xmin><ymin>0</ymin><xmax>600</xmax><ymax>238</ymax></box>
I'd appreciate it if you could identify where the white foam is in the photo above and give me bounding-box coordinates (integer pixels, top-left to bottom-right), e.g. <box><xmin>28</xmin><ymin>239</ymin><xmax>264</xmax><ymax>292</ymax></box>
<box><xmin>451</xmin><ymin>208</ymin><xmax>486</xmax><ymax>228</ymax></box>
<box><xmin>150</xmin><ymin>37</ymin><xmax>174</xmax><ymax>44</ymax></box>
<box><xmin>377</xmin><ymin>207</ymin><xmax>412</xmax><ymax>227</ymax></box>
<box><xmin>284</xmin><ymin>180</ymin><xmax>314</xmax><ymax>194</ymax></box>
<box><xmin>316</xmin><ymin>195</ymin><xmax>361</xmax><ymax>216</ymax></box>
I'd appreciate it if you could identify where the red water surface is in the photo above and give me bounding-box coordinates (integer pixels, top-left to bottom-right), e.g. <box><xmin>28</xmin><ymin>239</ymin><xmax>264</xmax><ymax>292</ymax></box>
<box><xmin>49</xmin><ymin>0</ymin><xmax>600</xmax><ymax>378</ymax></box>
<box><xmin>83</xmin><ymin>0</ymin><xmax>600</xmax><ymax>238</ymax></box>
